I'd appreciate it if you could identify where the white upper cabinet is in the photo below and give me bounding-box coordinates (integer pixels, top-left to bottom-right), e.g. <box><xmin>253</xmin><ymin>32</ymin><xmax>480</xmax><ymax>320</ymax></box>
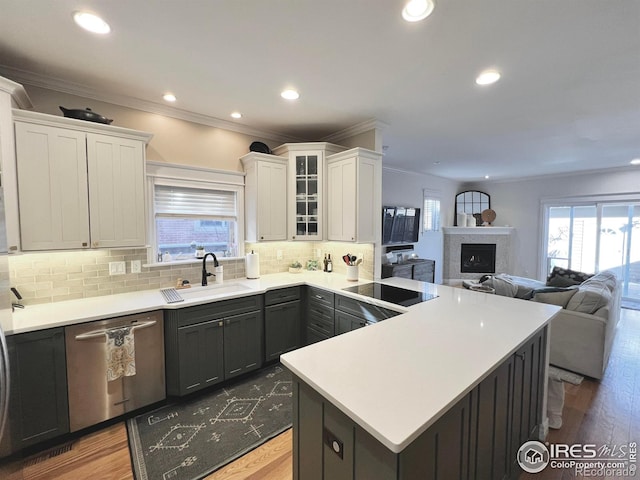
<box><xmin>326</xmin><ymin>148</ymin><xmax>382</xmax><ymax>243</ymax></box>
<box><xmin>241</xmin><ymin>152</ymin><xmax>288</xmax><ymax>242</ymax></box>
<box><xmin>86</xmin><ymin>133</ymin><xmax>146</xmax><ymax>248</ymax></box>
<box><xmin>272</xmin><ymin>142</ymin><xmax>345</xmax><ymax>241</ymax></box>
<box><xmin>13</xmin><ymin>110</ymin><xmax>152</xmax><ymax>251</ymax></box>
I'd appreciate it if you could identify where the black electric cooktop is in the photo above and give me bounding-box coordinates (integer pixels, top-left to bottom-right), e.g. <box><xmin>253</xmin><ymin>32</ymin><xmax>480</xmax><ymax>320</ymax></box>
<box><xmin>342</xmin><ymin>282</ymin><xmax>437</xmax><ymax>307</ymax></box>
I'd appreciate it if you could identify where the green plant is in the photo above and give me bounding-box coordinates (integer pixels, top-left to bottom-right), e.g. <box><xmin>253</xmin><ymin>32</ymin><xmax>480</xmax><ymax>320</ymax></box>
<box><xmin>289</xmin><ymin>261</ymin><xmax>302</xmax><ymax>269</ymax></box>
<box><xmin>306</xmin><ymin>259</ymin><xmax>319</xmax><ymax>271</ymax></box>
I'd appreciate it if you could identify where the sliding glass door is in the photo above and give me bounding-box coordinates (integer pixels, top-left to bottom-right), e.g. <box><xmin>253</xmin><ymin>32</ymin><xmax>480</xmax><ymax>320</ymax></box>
<box><xmin>544</xmin><ymin>201</ymin><xmax>640</xmax><ymax>303</ymax></box>
<box><xmin>600</xmin><ymin>204</ymin><xmax>640</xmax><ymax>301</ymax></box>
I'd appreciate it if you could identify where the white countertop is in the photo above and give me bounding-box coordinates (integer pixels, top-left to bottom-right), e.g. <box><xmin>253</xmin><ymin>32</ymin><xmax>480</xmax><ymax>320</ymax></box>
<box><xmin>9</xmin><ymin>271</ymin><xmax>560</xmax><ymax>456</ymax></box>
<box><xmin>281</xmin><ymin>279</ymin><xmax>560</xmax><ymax>453</ymax></box>
<box><xmin>8</xmin><ymin>272</ymin><xmax>404</xmax><ymax>335</ymax></box>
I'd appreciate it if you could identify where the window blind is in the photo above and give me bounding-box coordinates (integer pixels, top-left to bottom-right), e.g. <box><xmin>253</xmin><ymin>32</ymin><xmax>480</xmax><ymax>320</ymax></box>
<box><xmin>423</xmin><ymin>196</ymin><xmax>441</xmax><ymax>232</ymax></box>
<box><xmin>155</xmin><ymin>185</ymin><xmax>237</xmax><ymax>219</ymax></box>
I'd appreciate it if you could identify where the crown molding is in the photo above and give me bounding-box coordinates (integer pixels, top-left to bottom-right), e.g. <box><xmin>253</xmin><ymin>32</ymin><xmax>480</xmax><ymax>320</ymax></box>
<box><xmin>0</xmin><ymin>74</ymin><xmax>32</xmax><ymax>108</ymax></box>
<box><xmin>0</xmin><ymin>65</ymin><xmax>301</xmax><ymax>144</ymax></box>
<box><xmin>322</xmin><ymin>118</ymin><xmax>388</xmax><ymax>143</ymax></box>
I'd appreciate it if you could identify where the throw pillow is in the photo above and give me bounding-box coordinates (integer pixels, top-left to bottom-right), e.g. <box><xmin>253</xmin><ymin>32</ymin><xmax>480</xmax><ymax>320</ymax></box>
<box><xmin>565</xmin><ymin>282</ymin><xmax>612</xmax><ymax>314</ymax></box>
<box><xmin>582</xmin><ymin>270</ymin><xmax>618</xmax><ymax>292</ymax></box>
<box><xmin>546</xmin><ymin>266</ymin><xmax>593</xmax><ymax>287</ymax></box>
<box><xmin>532</xmin><ymin>289</ymin><xmax>577</xmax><ymax>308</ymax></box>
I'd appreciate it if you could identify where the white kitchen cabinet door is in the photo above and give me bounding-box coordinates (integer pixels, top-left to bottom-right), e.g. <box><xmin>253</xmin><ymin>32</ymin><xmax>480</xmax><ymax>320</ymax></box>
<box><xmin>87</xmin><ymin>133</ymin><xmax>146</xmax><ymax>248</ymax></box>
<box><xmin>327</xmin><ymin>158</ymin><xmax>357</xmax><ymax>241</ymax></box>
<box><xmin>242</xmin><ymin>153</ymin><xmax>288</xmax><ymax>242</ymax></box>
<box><xmin>15</xmin><ymin>122</ymin><xmax>90</xmax><ymax>250</ymax></box>
<box><xmin>327</xmin><ymin>148</ymin><xmax>381</xmax><ymax>243</ymax></box>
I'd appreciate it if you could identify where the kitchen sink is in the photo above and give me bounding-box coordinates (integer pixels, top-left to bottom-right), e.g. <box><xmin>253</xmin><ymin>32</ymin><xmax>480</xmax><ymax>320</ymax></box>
<box><xmin>165</xmin><ymin>283</ymin><xmax>252</xmax><ymax>301</ymax></box>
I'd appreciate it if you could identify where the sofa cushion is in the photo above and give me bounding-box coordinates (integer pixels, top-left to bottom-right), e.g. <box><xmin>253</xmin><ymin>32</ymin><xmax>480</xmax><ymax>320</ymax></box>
<box><xmin>532</xmin><ymin>288</ymin><xmax>578</xmax><ymax>307</ymax></box>
<box><xmin>547</xmin><ymin>266</ymin><xmax>594</xmax><ymax>287</ymax></box>
<box><xmin>582</xmin><ymin>270</ymin><xmax>617</xmax><ymax>292</ymax></box>
<box><xmin>565</xmin><ymin>281</ymin><xmax>612</xmax><ymax>314</ymax></box>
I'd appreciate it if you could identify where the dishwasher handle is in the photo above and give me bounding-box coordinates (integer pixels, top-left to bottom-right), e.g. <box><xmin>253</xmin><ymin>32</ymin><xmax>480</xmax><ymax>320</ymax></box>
<box><xmin>74</xmin><ymin>319</ymin><xmax>157</xmax><ymax>341</ymax></box>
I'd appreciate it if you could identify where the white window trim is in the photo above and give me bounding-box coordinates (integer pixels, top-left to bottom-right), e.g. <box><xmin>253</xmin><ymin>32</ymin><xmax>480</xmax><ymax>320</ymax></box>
<box><xmin>145</xmin><ymin>161</ymin><xmax>245</xmax><ymax>266</ymax></box>
<box><xmin>423</xmin><ymin>189</ymin><xmax>441</xmax><ymax>232</ymax></box>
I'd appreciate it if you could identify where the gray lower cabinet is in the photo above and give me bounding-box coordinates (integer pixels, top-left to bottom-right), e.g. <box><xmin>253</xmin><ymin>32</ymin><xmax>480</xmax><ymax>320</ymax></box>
<box><xmin>2</xmin><ymin>328</ymin><xmax>69</xmax><ymax>454</ymax></box>
<box><xmin>165</xmin><ymin>295</ymin><xmax>264</xmax><ymax>396</ymax></box>
<box><xmin>265</xmin><ymin>287</ymin><xmax>302</xmax><ymax>362</ymax></box>
<box><xmin>305</xmin><ymin>287</ymin><xmax>335</xmax><ymax>345</ymax></box>
<box><xmin>224</xmin><ymin>310</ymin><xmax>263</xmax><ymax>379</ymax></box>
<box><xmin>291</xmin><ymin>326</ymin><xmax>548</xmax><ymax>480</ymax></box>
<box><xmin>334</xmin><ymin>294</ymin><xmax>400</xmax><ymax>335</ymax></box>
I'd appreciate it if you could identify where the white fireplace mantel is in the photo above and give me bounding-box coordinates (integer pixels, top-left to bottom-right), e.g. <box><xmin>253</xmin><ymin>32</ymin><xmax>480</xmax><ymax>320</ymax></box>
<box><xmin>442</xmin><ymin>226</ymin><xmax>514</xmax><ymax>235</ymax></box>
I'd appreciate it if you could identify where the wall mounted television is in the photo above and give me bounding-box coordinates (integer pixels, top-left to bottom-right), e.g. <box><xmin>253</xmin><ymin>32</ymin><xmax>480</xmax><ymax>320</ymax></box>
<box><xmin>382</xmin><ymin>206</ymin><xmax>421</xmax><ymax>244</ymax></box>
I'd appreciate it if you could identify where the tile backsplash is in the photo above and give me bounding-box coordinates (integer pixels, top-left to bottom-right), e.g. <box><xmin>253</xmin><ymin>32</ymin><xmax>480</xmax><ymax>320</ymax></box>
<box><xmin>10</xmin><ymin>242</ymin><xmax>375</xmax><ymax>305</ymax></box>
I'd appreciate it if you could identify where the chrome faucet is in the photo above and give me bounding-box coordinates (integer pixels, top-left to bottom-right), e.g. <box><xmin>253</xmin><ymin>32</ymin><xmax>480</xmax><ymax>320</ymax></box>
<box><xmin>201</xmin><ymin>253</ymin><xmax>219</xmax><ymax>286</ymax></box>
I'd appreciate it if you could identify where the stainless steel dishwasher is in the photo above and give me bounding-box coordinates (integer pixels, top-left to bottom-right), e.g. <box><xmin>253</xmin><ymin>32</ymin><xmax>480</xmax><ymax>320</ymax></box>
<box><xmin>65</xmin><ymin>311</ymin><xmax>165</xmax><ymax>432</ymax></box>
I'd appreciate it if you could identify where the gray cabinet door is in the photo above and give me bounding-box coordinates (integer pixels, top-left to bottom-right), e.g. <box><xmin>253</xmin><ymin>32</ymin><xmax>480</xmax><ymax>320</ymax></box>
<box><xmin>5</xmin><ymin>328</ymin><xmax>69</xmax><ymax>451</ymax></box>
<box><xmin>470</xmin><ymin>356</ymin><xmax>513</xmax><ymax>480</ymax></box>
<box><xmin>335</xmin><ymin>310</ymin><xmax>366</xmax><ymax>335</ymax></box>
<box><xmin>510</xmin><ymin>327</ymin><xmax>546</xmax><ymax>474</ymax></box>
<box><xmin>223</xmin><ymin>310</ymin><xmax>263</xmax><ymax>379</ymax></box>
<box><xmin>265</xmin><ymin>300</ymin><xmax>301</xmax><ymax>361</ymax></box>
<box><xmin>177</xmin><ymin>319</ymin><xmax>224</xmax><ymax>394</ymax></box>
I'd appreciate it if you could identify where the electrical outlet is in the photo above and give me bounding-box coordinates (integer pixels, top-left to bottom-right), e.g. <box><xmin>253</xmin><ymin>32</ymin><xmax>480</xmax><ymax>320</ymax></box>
<box><xmin>109</xmin><ymin>261</ymin><xmax>126</xmax><ymax>276</ymax></box>
<box><xmin>277</xmin><ymin>250</ymin><xmax>283</xmax><ymax>260</ymax></box>
<box><xmin>316</xmin><ymin>248</ymin><xmax>322</xmax><ymax>258</ymax></box>
<box><xmin>131</xmin><ymin>260</ymin><xmax>141</xmax><ymax>273</ymax></box>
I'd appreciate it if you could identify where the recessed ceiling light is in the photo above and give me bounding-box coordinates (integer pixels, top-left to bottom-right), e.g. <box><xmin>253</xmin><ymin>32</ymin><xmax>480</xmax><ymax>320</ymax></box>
<box><xmin>476</xmin><ymin>69</ymin><xmax>501</xmax><ymax>86</ymax></box>
<box><xmin>163</xmin><ymin>93</ymin><xmax>177</xmax><ymax>102</ymax></box>
<box><xmin>402</xmin><ymin>0</ymin><xmax>435</xmax><ymax>22</ymax></box>
<box><xmin>231</xmin><ymin>112</ymin><xmax>242</xmax><ymax>119</ymax></box>
<box><xmin>484</xmin><ymin>175</ymin><xmax>490</xmax><ymax>179</ymax></box>
<box><xmin>631</xmin><ymin>158</ymin><xmax>640</xmax><ymax>165</ymax></box>
<box><xmin>281</xmin><ymin>89</ymin><xmax>300</xmax><ymax>100</ymax></box>
<box><xmin>73</xmin><ymin>11</ymin><xmax>111</xmax><ymax>34</ymax></box>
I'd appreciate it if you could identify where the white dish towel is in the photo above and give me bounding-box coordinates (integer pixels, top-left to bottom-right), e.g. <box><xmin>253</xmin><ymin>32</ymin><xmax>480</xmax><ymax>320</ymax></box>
<box><xmin>106</xmin><ymin>326</ymin><xmax>136</xmax><ymax>381</ymax></box>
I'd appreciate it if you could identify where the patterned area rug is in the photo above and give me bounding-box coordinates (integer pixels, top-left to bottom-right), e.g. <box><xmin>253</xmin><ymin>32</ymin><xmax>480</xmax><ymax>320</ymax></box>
<box><xmin>127</xmin><ymin>364</ymin><xmax>292</xmax><ymax>480</ymax></box>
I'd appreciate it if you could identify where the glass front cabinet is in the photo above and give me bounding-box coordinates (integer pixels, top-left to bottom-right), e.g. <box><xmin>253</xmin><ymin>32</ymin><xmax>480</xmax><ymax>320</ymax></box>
<box><xmin>273</xmin><ymin>143</ymin><xmax>346</xmax><ymax>241</ymax></box>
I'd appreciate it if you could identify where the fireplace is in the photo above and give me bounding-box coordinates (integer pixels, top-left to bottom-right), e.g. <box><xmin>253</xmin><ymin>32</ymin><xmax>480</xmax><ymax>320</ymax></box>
<box><xmin>460</xmin><ymin>243</ymin><xmax>496</xmax><ymax>273</ymax></box>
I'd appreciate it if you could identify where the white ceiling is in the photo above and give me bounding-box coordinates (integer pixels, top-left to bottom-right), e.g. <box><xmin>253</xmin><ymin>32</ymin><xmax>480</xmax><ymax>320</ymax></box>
<box><xmin>1</xmin><ymin>0</ymin><xmax>639</xmax><ymax>181</ymax></box>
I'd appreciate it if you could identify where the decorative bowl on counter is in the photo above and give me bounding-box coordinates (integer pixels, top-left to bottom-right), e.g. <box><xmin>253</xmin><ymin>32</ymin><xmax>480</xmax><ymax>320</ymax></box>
<box><xmin>59</xmin><ymin>106</ymin><xmax>113</xmax><ymax>124</ymax></box>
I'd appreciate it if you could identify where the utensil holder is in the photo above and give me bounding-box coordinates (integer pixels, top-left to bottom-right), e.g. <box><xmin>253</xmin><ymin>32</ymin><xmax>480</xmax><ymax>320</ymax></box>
<box><xmin>346</xmin><ymin>265</ymin><xmax>359</xmax><ymax>281</ymax></box>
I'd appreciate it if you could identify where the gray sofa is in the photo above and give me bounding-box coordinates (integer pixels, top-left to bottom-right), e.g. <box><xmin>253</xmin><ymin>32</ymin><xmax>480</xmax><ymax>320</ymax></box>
<box><xmin>478</xmin><ymin>269</ymin><xmax>621</xmax><ymax>379</ymax></box>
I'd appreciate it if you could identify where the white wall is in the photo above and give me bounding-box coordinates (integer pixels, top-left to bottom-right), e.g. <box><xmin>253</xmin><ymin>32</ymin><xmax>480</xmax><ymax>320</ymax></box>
<box><xmin>465</xmin><ymin>167</ymin><xmax>640</xmax><ymax>280</ymax></box>
<box><xmin>382</xmin><ymin>167</ymin><xmax>462</xmax><ymax>283</ymax></box>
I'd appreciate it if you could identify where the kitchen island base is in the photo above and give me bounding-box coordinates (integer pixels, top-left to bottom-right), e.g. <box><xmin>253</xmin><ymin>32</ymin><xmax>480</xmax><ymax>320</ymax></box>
<box><xmin>290</xmin><ymin>326</ymin><xmax>548</xmax><ymax>480</ymax></box>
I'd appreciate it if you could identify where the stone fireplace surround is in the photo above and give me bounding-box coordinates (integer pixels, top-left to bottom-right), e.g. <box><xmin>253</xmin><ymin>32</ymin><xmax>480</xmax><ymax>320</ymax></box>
<box><xmin>443</xmin><ymin>227</ymin><xmax>514</xmax><ymax>285</ymax></box>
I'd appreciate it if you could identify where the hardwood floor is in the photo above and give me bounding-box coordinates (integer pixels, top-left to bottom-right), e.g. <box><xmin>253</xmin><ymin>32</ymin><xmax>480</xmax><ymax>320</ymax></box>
<box><xmin>2</xmin><ymin>308</ymin><xmax>638</xmax><ymax>480</ymax></box>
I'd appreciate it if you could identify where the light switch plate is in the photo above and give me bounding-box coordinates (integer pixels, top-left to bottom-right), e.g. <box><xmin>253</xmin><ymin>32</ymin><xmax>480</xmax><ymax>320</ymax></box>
<box><xmin>131</xmin><ymin>260</ymin><xmax>141</xmax><ymax>273</ymax></box>
<box><xmin>277</xmin><ymin>250</ymin><xmax>283</xmax><ymax>260</ymax></box>
<box><xmin>109</xmin><ymin>261</ymin><xmax>126</xmax><ymax>275</ymax></box>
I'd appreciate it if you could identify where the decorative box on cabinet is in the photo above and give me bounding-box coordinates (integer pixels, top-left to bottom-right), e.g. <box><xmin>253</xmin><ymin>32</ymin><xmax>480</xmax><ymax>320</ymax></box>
<box><xmin>13</xmin><ymin>109</ymin><xmax>152</xmax><ymax>251</ymax></box>
<box><xmin>326</xmin><ymin>148</ymin><xmax>382</xmax><ymax>242</ymax></box>
<box><xmin>272</xmin><ymin>142</ymin><xmax>346</xmax><ymax>241</ymax></box>
<box><xmin>381</xmin><ymin>259</ymin><xmax>435</xmax><ymax>283</ymax></box>
<box><xmin>241</xmin><ymin>152</ymin><xmax>288</xmax><ymax>242</ymax></box>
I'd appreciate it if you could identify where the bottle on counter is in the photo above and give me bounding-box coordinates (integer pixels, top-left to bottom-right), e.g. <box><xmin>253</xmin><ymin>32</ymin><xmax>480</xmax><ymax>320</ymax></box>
<box><xmin>327</xmin><ymin>254</ymin><xmax>333</xmax><ymax>273</ymax></box>
<box><xmin>163</xmin><ymin>251</ymin><xmax>172</xmax><ymax>262</ymax></box>
<box><xmin>323</xmin><ymin>254</ymin><xmax>328</xmax><ymax>272</ymax></box>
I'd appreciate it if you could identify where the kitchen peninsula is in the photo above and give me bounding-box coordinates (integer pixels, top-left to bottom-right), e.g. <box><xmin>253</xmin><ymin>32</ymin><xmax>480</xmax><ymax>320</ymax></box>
<box><xmin>281</xmin><ymin>276</ymin><xmax>560</xmax><ymax>480</ymax></box>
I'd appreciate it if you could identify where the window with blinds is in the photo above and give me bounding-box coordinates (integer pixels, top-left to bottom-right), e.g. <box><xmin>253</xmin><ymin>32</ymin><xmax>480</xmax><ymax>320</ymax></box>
<box><xmin>154</xmin><ymin>184</ymin><xmax>238</xmax><ymax>258</ymax></box>
<box><xmin>423</xmin><ymin>193</ymin><xmax>441</xmax><ymax>232</ymax></box>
